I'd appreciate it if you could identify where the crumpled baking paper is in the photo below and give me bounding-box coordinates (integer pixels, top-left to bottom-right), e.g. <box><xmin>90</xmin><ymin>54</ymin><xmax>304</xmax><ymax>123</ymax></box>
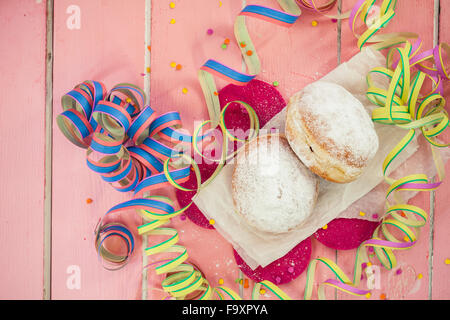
<box><xmin>192</xmin><ymin>47</ymin><xmax>447</xmax><ymax>269</ymax></box>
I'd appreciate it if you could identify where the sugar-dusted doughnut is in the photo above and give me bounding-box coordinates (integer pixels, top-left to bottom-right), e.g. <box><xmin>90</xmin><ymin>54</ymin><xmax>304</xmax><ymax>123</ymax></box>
<box><xmin>232</xmin><ymin>134</ymin><xmax>318</xmax><ymax>235</ymax></box>
<box><xmin>285</xmin><ymin>81</ymin><xmax>379</xmax><ymax>183</ymax></box>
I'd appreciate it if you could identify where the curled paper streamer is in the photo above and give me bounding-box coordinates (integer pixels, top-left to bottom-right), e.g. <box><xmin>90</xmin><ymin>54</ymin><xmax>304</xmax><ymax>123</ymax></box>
<box><xmin>58</xmin><ymin>79</ymin><xmax>262</xmax><ymax>299</ymax></box>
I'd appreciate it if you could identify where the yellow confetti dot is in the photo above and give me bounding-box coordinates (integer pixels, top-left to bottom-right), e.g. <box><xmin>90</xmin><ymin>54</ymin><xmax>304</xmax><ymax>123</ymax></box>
<box><xmin>169</xmin><ymin>2</ymin><xmax>175</xmax><ymax>9</ymax></box>
<box><xmin>125</xmin><ymin>98</ymin><xmax>131</xmax><ymax>103</ymax></box>
<box><xmin>239</xmin><ymin>279</ymin><xmax>243</xmax><ymax>285</ymax></box>
<box><xmin>182</xmin><ymin>88</ymin><xmax>188</xmax><ymax>94</ymax></box>
<box><xmin>146</xmin><ymin>67</ymin><xmax>151</xmax><ymax>73</ymax></box>
<box><xmin>366</xmin><ymin>262</ymin><xmax>372</xmax><ymax>267</ymax></box>
<box><xmin>219</xmin><ymin>1</ymin><xmax>222</xmax><ymax>7</ymax></box>
<box><xmin>170</xmin><ymin>62</ymin><xmax>177</xmax><ymax>68</ymax></box>
<box><xmin>209</xmin><ymin>219</ymin><xmax>215</xmax><ymax>225</ymax></box>
<box><xmin>417</xmin><ymin>273</ymin><xmax>423</xmax><ymax>279</ymax></box>
<box><xmin>259</xmin><ymin>289</ymin><xmax>266</xmax><ymax>295</ymax></box>
<box><xmin>311</xmin><ymin>20</ymin><xmax>318</xmax><ymax>27</ymax></box>
<box><xmin>365</xmin><ymin>292</ymin><xmax>371</xmax><ymax>299</ymax></box>
<box><xmin>218</xmin><ymin>278</ymin><xmax>224</xmax><ymax>285</ymax></box>
<box><xmin>170</xmin><ymin>18</ymin><xmax>176</xmax><ymax>24</ymax></box>
<box><xmin>445</xmin><ymin>258</ymin><xmax>450</xmax><ymax>265</ymax></box>
<box><xmin>403</xmin><ymin>236</ymin><xmax>410</xmax><ymax>242</ymax></box>
<box><xmin>322</xmin><ymin>224</ymin><xmax>328</xmax><ymax>230</ymax></box>
<box><xmin>359</xmin><ymin>211</ymin><xmax>366</xmax><ymax>217</ymax></box>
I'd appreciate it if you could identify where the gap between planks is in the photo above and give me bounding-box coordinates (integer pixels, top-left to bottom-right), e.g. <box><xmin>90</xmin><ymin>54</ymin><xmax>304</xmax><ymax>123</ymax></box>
<box><xmin>43</xmin><ymin>0</ymin><xmax>54</xmax><ymax>300</ymax></box>
<box><xmin>142</xmin><ymin>0</ymin><xmax>152</xmax><ymax>301</ymax></box>
<box><xmin>428</xmin><ymin>0</ymin><xmax>440</xmax><ymax>300</ymax></box>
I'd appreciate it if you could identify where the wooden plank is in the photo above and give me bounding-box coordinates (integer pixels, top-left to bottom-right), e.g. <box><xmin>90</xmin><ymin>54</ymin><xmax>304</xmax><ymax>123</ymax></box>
<box><xmin>432</xmin><ymin>0</ymin><xmax>450</xmax><ymax>300</ymax></box>
<box><xmin>51</xmin><ymin>0</ymin><xmax>145</xmax><ymax>299</ymax></box>
<box><xmin>150</xmin><ymin>0</ymin><xmax>341</xmax><ymax>300</ymax></box>
<box><xmin>0</xmin><ymin>0</ymin><xmax>47</xmax><ymax>299</ymax></box>
<box><xmin>337</xmin><ymin>0</ymin><xmax>438</xmax><ymax>300</ymax></box>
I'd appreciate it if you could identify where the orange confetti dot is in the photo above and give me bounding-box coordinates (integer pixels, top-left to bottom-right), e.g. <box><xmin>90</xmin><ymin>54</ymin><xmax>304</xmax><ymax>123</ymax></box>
<box><xmin>244</xmin><ymin>279</ymin><xmax>249</xmax><ymax>288</ymax></box>
<box><xmin>224</xmin><ymin>38</ymin><xmax>230</xmax><ymax>45</ymax></box>
<box><xmin>246</xmin><ymin>50</ymin><xmax>253</xmax><ymax>56</ymax></box>
<box><xmin>86</xmin><ymin>198</ymin><xmax>93</xmax><ymax>204</ymax></box>
<box><xmin>176</xmin><ymin>64</ymin><xmax>182</xmax><ymax>70</ymax></box>
<box><xmin>218</xmin><ymin>278</ymin><xmax>224</xmax><ymax>285</ymax></box>
<box><xmin>213</xmin><ymin>91</ymin><xmax>219</xmax><ymax>96</ymax></box>
<box><xmin>380</xmin><ymin>293</ymin><xmax>386</xmax><ymax>300</ymax></box>
<box><xmin>240</xmin><ymin>42</ymin><xmax>246</xmax><ymax>48</ymax></box>
<box><xmin>147</xmin><ymin>45</ymin><xmax>151</xmax><ymax>51</ymax></box>
<box><xmin>400</xmin><ymin>211</ymin><xmax>406</xmax><ymax>217</ymax></box>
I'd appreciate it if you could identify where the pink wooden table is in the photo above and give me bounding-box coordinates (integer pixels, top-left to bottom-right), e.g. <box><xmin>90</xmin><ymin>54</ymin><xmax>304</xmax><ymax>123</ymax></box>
<box><xmin>0</xmin><ymin>0</ymin><xmax>449</xmax><ymax>300</ymax></box>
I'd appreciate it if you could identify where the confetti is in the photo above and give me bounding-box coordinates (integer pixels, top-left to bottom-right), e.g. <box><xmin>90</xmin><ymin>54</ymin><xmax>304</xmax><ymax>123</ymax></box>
<box><xmin>170</xmin><ymin>62</ymin><xmax>176</xmax><ymax>68</ymax></box>
<box><xmin>219</xmin><ymin>1</ymin><xmax>222</xmax><ymax>7</ymax></box>
<box><xmin>365</xmin><ymin>292</ymin><xmax>371</xmax><ymax>299</ymax></box>
<box><xmin>209</xmin><ymin>219</ymin><xmax>216</xmax><ymax>225</ymax></box>
<box><xmin>86</xmin><ymin>198</ymin><xmax>93</xmax><ymax>204</ymax></box>
<box><xmin>221</xmin><ymin>43</ymin><xmax>228</xmax><ymax>50</ymax></box>
<box><xmin>287</xmin><ymin>267</ymin><xmax>294</xmax><ymax>273</ymax></box>
<box><xmin>182</xmin><ymin>88</ymin><xmax>188</xmax><ymax>94</ymax></box>
<box><xmin>207</xmin><ymin>28</ymin><xmax>214</xmax><ymax>35</ymax></box>
<box><xmin>322</xmin><ymin>224</ymin><xmax>328</xmax><ymax>230</ymax></box>
<box><xmin>240</xmin><ymin>42</ymin><xmax>246</xmax><ymax>48</ymax></box>
<box><xmin>417</xmin><ymin>273</ymin><xmax>423</xmax><ymax>279</ymax></box>
<box><xmin>395</xmin><ymin>268</ymin><xmax>402</xmax><ymax>275</ymax></box>
<box><xmin>170</xmin><ymin>18</ymin><xmax>176</xmax><ymax>24</ymax></box>
<box><xmin>147</xmin><ymin>45</ymin><xmax>151</xmax><ymax>51</ymax></box>
<box><xmin>359</xmin><ymin>211</ymin><xmax>366</xmax><ymax>217</ymax></box>
<box><xmin>218</xmin><ymin>278</ymin><xmax>224</xmax><ymax>285</ymax></box>
<box><xmin>224</xmin><ymin>38</ymin><xmax>230</xmax><ymax>45</ymax></box>
<box><xmin>311</xmin><ymin>20</ymin><xmax>318</xmax><ymax>27</ymax></box>
<box><xmin>380</xmin><ymin>293</ymin><xmax>386</xmax><ymax>300</ymax></box>
<box><xmin>445</xmin><ymin>258</ymin><xmax>450</xmax><ymax>265</ymax></box>
<box><xmin>272</xmin><ymin>81</ymin><xmax>279</xmax><ymax>87</ymax></box>
<box><xmin>169</xmin><ymin>2</ymin><xmax>175</xmax><ymax>9</ymax></box>
<box><xmin>176</xmin><ymin>64</ymin><xmax>183</xmax><ymax>70</ymax></box>
<box><xmin>180</xmin><ymin>214</ymin><xmax>186</xmax><ymax>221</ymax></box>
<box><xmin>213</xmin><ymin>91</ymin><xmax>219</xmax><ymax>96</ymax></box>
<box><xmin>331</xmin><ymin>18</ymin><xmax>338</xmax><ymax>23</ymax></box>
<box><xmin>246</xmin><ymin>50</ymin><xmax>253</xmax><ymax>56</ymax></box>
<box><xmin>244</xmin><ymin>279</ymin><xmax>249</xmax><ymax>288</ymax></box>
<box><xmin>146</xmin><ymin>67</ymin><xmax>151</xmax><ymax>73</ymax></box>
<box><xmin>259</xmin><ymin>289</ymin><xmax>266</xmax><ymax>295</ymax></box>
<box><xmin>372</xmin><ymin>213</ymin><xmax>379</xmax><ymax>219</ymax></box>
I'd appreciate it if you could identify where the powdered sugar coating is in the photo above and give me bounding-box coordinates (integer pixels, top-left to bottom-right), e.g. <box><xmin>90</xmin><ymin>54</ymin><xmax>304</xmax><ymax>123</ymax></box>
<box><xmin>286</xmin><ymin>81</ymin><xmax>379</xmax><ymax>182</ymax></box>
<box><xmin>232</xmin><ymin>134</ymin><xmax>318</xmax><ymax>234</ymax></box>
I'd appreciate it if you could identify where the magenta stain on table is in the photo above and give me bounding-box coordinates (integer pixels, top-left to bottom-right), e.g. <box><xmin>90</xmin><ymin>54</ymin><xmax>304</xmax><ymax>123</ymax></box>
<box><xmin>314</xmin><ymin>218</ymin><xmax>380</xmax><ymax>250</ymax></box>
<box><xmin>233</xmin><ymin>237</ymin><xmax>312</xmax><ymax>285</ymax></box>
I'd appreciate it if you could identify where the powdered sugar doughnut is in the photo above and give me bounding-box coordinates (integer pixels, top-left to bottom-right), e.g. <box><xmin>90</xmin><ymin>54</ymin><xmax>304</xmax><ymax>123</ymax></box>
<box><xmin>285</xmin><ymin>81</ymin><xmax>379</xmax><ymax>183</ymax></box>
<box><xmin>314</xmin><ymin>218</ymin><xmax>380</xmax><ymax>250</ymax></box>
<box><xmin>233</xmin><ymin>237</ymin><xmax>312</xmax><ymax>285</ymax></box>
<box><xmin>232</xmin><ymin>134</ymin><xmax>319</xmax><ymax>235</ymax></box>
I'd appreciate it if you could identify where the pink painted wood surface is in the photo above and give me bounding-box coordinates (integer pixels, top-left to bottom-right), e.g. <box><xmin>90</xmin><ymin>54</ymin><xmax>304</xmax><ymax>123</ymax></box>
<box><xmin>51</xmin><ymin>0</ymin><xmax>145</xmax><ymax>299</ymax></box>
<box><xmin>1</xmin><ymin>0</ymin><xmax>449</xmax><ymax>300</ymax></box>
<box><xmin>432</xmin><ymin>0</ymin><xmax>450</xmax><ymax>300</ymax></box>
<box><xmin>0</xmin><ymin>0</ymin><xmax>47</xmax><ymax>299</ymax></box>
<box><xmin>337</xmin><ymin>0</ymin><xmax>437</xmax><ymax>300</ymax></box>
